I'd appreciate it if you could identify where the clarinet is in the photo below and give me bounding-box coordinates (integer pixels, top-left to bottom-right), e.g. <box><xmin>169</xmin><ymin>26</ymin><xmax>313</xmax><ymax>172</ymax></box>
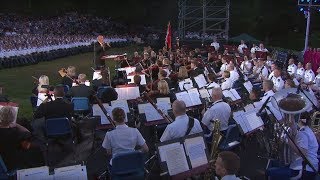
<box><xmin>142</xmin><ymin>92</ymin><xmax>173</xmax><ymax>123</ymax></box>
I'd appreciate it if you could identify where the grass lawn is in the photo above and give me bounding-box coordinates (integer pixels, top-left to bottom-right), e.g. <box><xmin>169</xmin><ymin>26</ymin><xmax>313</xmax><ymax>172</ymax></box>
<box><xmin>0</xmin><ymin>45</ymin><xmax>142</xmax><ymax>119</ymax></box>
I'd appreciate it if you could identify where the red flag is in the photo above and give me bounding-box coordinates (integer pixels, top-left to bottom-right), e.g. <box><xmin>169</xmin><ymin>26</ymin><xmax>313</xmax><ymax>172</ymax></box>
<box><xmin>165</xmin><ymin>22</ymin><xmax>172</xmax><ymax>49</ymax></box>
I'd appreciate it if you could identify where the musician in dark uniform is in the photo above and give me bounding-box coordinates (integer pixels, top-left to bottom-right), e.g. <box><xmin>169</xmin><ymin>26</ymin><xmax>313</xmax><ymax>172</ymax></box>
<box><xmin>94</xmin><ymin>35</ymin><xmax>111</xmax><ymax>69</ymax></box>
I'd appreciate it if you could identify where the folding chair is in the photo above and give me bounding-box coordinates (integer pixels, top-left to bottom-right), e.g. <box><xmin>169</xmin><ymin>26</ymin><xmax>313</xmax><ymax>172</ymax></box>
<box><xmin>45</xmin><ymin>117</ymin><xmax>75</xmax><ymax>166</ymax></box>
<box><xmin>110</xmin><ymin>151</ymin><xmax>145</xmax><ymax>180</ymax></box>
<box><xmin>0</xmin><ymin>155</ymin><xmax>16</xmax><ymax>179</ymax></box>
<box><xmin>71</xmin><ymin>97</ymin><xmax>90</xmax><ymax>118</ymax></box>
<box><xmin>218</xmin><ymin>124</ymin><xmax>241</xmax><ymax>151</ymax></box>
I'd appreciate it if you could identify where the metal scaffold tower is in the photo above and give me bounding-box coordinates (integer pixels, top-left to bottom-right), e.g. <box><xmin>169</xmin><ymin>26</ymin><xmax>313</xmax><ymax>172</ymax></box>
<box><xmin>178</xmin><ymin>0</ymin><xmax>230</xmax><ymax>43</ymax></box>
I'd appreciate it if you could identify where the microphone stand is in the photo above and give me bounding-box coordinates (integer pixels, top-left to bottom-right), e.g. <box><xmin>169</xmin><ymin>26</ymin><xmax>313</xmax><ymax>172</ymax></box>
<box><xmin>262</xmin><ymin>102</ymin><xmax>319</xmax><ymax>174</ymax></box>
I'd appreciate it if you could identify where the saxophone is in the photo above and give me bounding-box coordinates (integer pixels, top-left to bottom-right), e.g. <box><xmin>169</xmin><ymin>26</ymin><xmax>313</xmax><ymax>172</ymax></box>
<box><xmin>204</xmin><ymin>119</ymin><xmax>222</xmax><ymax>180</ymax></box>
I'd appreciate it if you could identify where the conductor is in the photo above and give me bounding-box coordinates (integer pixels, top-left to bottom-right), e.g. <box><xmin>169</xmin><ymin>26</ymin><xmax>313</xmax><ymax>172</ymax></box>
<box><xmin>94</xmin><ymin>35</ymin><xmax>111</xmax><ymax>69</ymax></box>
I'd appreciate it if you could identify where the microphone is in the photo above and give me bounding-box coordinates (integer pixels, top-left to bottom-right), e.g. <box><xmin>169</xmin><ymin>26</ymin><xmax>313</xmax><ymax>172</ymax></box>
<box><xmin>256</xmin><ymin>96</ymin><xmax>272</xmax><ymax>117</ymax></box>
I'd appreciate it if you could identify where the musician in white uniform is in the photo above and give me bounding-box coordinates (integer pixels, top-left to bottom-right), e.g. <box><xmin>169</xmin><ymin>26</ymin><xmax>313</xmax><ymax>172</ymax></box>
<box><xmin>257</xmin><ymin>43</ymin><xmax>268</xmax><ymax>52</ymax></box>
<box><xmin>268</xmin><ymin>63</ymin><xmax>278</xmax><ymax>80</ymax></box>
<box><xmin>257</xmin><ymin>59</ymin><xmax>269</xmax><ymax>81</ymax></box>
<box><xmin>250</xmin><ymin>44</ymin><xmax>259</xmax><ymax>54</ymax></box>
<box><xmin>272</xmin><ymin>68</ymin><xmax>284</xmax><ymax>92</ymax></box>
<box><xmin>296</xmin><ymin>62</ymin><xmax>305</xmax><ymax>81</ymax></box>
<box><xmin>210</xmin><ymin>39</ymin><xmax>220</xmax><ymax>51</ymax></box>
<box><xmin>221</xmin><ymin>71</ymin><xmax>232</xmax><ymax>90</ymax></box>
<box><xmin>219</xmin><ymin>57</ymin><xmax>228</xmax><ymax>75</ymax></box>
<box><xmin>254</xmin><ymin>80</ymin><xmax>274</xmax><ymax>108</ymax></box>
<box><xmin>287</xmin><ymin>58</ymin><xmax>297</xmax><ymax>76</ymax></box>
<box><xmin>228</xmin><ymin>63</ymin><xmax>239</xmax><ymax>84</ymax></box>
<box><xmin>312</xmin><ymin>66</ymin><xmax>320</xmax><ymax>92</ymax></box>
<box><xmin>206</xmin><ymin>73</ymin><xmax>220</xmax><ymax>88</ymax></box>
<box><xmin>240</xmin><ymin>55</ymin><xmax>252</xmax><ymax>74</ymax></box>
<box><xmin>160</xmin><ymin>100</ymin><xmax>203</xmax><ymax>142</ymax></box>
<box><xmin>303</xmin><ymin>63</ymin><xmax>315</xmax><ymax>84</ymax></box>
<box><xmin>237</xmin><ymin>40</ymin><xmax>248</xmax><ymax>54</ymax></box>
<box><xmin>202</xmin><ymin>87</ymin><xmax>231</xmax><ymax>134</ymax></box>
<box><xmin>266</xmin><ymin>113</ymin><xmax>318</xmax><ymax>179</ymax></box>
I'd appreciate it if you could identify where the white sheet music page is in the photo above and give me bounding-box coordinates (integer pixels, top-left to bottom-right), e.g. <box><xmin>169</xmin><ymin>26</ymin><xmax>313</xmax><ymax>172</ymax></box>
<box><xmin>157</xmin><ymin>101</ymin><xmax>172</xmax><ymax>111</ymax></box>
<box><xmin>244</xmin><ymin>104</ymin><xmax>255</xmax><ymax>112</ymax></box>
<box><xmin>54</xmin><ymin>165</ymin><xmax>88</xmax><ymax>180</ymax></box>
<box><xmin>159</xmin><ymin>143</ymin><xmax>190</xmax><ymax>175</ymax></box>
<box><xmin>222</xmin><ymin>90</ymin><xmax>236</xmax><ymax>101</ymax></box>
<box><xmin>233</xmin><ymin>111</ymin><xmax>248</xmax><ymax>134</ymax></box>
<box><xmin>176</xmin><ymin>91</ymin><xmax>193</xmax><ymax>107</ymax></box>
<box><xmin>230</xmin><ymin>89</ymin><xmax>241</xmax><ymax>100</ymax></box>
<box><xmin>127</xmin><ymin>74</ymin><xmax>147</xmax><ymax>85</ymax></box>
<box><xmin>194</xmin><ymin>74</ymin><xmax>207</xmax><ymax>88</ymax></box>
<box><xmin>125</xmin><ymin>67</ymin><xmax>136</xmax><ymax>75</ymax></box>
<box><xmin>92</xmin><ymin>104</ymin><xmax>113</xmax><ymax>124</ymax></box>
<box><xmin>184</xmin><ymin>136</ymin><xmax>208</xmax><ymax>168</ymax></box>
<box><xmin>179</xmin><ymin>78</ymin><xmax>193</xmax><ymax>91</ymax></box>
<box><xmin>37</xmin><ymin>93</ymin><xmax>55</xmax><ymax>106</ymax></box>
<box><xmin>111</xmin><ymin>100</ymin><xmax>129</xmax><ymax>113</ymax></box>
<box><xmin>126</xmin><ymin>86</ymin><xmax>140</xmax><ymax>100</ymax></box>
<box><xmin>243</xmin><ymin>81</ymin><xmax>253</xmax><ymax>93</ymax></box>
<box><xmin>245</xmin><ymin>110</ymin><xmax>264</xmax><ymax>132</ymax></box>
<box><xmin>187</xmin><ymin>88</ymin><xmax>202</xmax><ymax>106</ymax></box>
<box><xmin>138</xmin><ymin>103</ymin><xmax>147</xmax><ymax>114</ymax></box>
<box><xmin>156</xmin><ymin>97</ymin><xmax>171</xmax><ymax>104</ymax></box>
<box><xmin>199</xmin><ymin>88</ymin><xmax>210</xmax><ymax>99</ymax></box>
<box><xmin>17</xmin><ymin>166</ymin><xmax>51</xmax><ymax>180</ymax></box>
<box><xmin>144</xmin><ymin>103</ymin><xmax>163</xmax><ymax>121</ymax></box>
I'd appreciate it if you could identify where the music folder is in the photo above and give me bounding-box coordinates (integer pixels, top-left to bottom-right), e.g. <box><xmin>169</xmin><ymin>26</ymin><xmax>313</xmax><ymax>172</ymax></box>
<box><xmin>222</xmin><ymin>88</ymin><xmax>241</xmax><ymax>101</ymax></box>
<box><xmin>233</xmin><ymin>108</ymin><xmax>264</xmax><ymax>134</ymax></box>
<box><xmin>156</xmin><ymin>133</ymin><xmax>209</xmax><ymax>177</ymax></box>
<box><xmin>138</xmin><ymin>102</ymin><xmax>170</xmax><ymax>122</ymax></box>
<box><xmin>175</xmin><ymin>88</ymin><xmax>202</xmax><ymax>108</ymax></box>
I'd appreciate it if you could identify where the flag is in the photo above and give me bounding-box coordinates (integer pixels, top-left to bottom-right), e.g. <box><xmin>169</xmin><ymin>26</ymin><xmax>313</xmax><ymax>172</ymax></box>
<box><xmin>165</xmin><ymin>21</ymin><xmax>172</xmax><ymax>50</ymax></box>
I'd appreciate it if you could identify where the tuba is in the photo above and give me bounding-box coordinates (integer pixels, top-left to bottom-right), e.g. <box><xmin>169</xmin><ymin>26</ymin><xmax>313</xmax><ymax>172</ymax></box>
<box><xmin>204</xmin><ymin>119</ymin><xmax>222</xmax><ymax>180</ymax></box>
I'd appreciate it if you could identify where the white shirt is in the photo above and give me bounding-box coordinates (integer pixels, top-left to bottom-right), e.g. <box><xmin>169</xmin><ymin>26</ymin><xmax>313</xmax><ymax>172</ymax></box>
<box><xmin>240</xmin><ymin>61</ymin><xmax>252</xmax><ymax>73</ymax></box>
<box><xmin>268</xmin><ymin>71</ymin><xmax>275</xmax><ymax>80</ymax></box>
<box><xmin>238</xmin><ymin>44</ymin><xmax>247</xmax><ymax>54</ymax></box>
<box><xmin>202</xmin><ymin>100</ymin><xmax>231</xmax><ymax>131</ymax></box>
<box><xmin>210</xmin><ymin>42</ymin><xmax>220</xmax><ymax>51</ymax></box>
<box><xmin>229</xmin><ymin>70</ymin><xmax>240</xmax><ymax>83</ymax></box>
<box><xmin>314</xmin><ymin>74</ymin><xmax>320</xmax><ymax>88</ymax></box>
<box><xmin>251</xmin><ymin>46</ymin><xmax>259</xmax><ymax>53</ymax></box>
<box><xmin>296</xmin><ymin>67</ymin><xmax>305</xmax><ymax>79</ymax></box>
<box><xmin>102</xmin><ymin>124</ymin><xmax>146</xmax><ymax>157</ymax></box>
<box><xmin>287</xmin><ymin>64</ymin><xmax>297</xmax><ymax>76</ymax></box>
<box><xmin>272</xmin><ymin>76</ymin><xmax>284</xmax><ymax>92</ymax></box>
<box><xmin>207</xmin><ymin>82</ymin><xmax>220</xmax><ymax>88</ymax></box>
<box><xmin>259</xmin><ymin>66</ymin><xmax>269</xmax><ymax>80</ymax></box>
<box><xmin>254</xmin><ymin>90</ymin><xmax>274</xmax><ymax>108</ymax></box>
<box><xmin>257</xmin><ymin>47</ymin><xmax>268</xmax><ymax>52</ymax></box>
<box><xmin>221</xmin><ymin>78</ymin><xmax>232</xmax><ymax>90</ymax></box>
<box><xmin>290</xmin><ymin>126</ymin><xmax>319</xmax><ymax>172</ymax></box>
<box><xmin>221</xmin><ymin>175</ymin><xmax>241</xmax><ymax>180</ymax></box>
<box><xmin>304</xmin><ymin>69</ymin><xmax>315</xmax><ymax>84</ymax></box>
<box><xmin>220</xmin><ymin>63</ymin><xmax>228</xmax><ymax>73</ymax></box>
<box><xmin>160</xmin><ymin>114</ymin><xmax>203</xmax><ymax>142</ymax></box>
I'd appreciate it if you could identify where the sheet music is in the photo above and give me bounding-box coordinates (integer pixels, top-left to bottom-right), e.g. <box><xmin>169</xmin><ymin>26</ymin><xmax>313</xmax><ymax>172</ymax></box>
<box><xmin>194</xmin><ymin>74</ymin><xmax>207</xmax><ymax>88</ymax></box>
<box><xmin>157</xmin><ymin>101</ymin><xmax>172</xmax><ymax>111</ymax></box>
<box><xmin>138</xmin><ymin>103</ymin><xmax>147</xmax><ymax>114</ymax></box>
<box><xmin>85</xmin><ymin>81</ymin><xmax>90</xmax><ymax>86</ymax></box>
<box><xmin>187</xmin><ymin>88</ymin><xmax>202</xmax><ymax>106</ymax></box>
<box><xmin>156</xmin><ymin>97</ymin><xmax>171</xmax><ymax>104</ymax></box>
<box><xmin>178</xmin><ymin>78</ymin><xmax>193</xmax><ymax>91</ymax></box>
<box><xmin>244</xmin><ymin>104</ymin><xmax>255</xmax><ymax>112</ymax></box>
<box><xmin>54</xmin><ymin>165</ymin><xmax>88</xmax><ymax>180</ymax></box>
<box><xmin>222</xmin><ymin>90</ymin><xmax>236</xmax><ymax>101</ymax></box>
<box><xmin>115</xmin><ymin>87</ymin><xmax>140</xmax><ymax>100</ymax></box>
<box><xmin>158</xmin><ymin>143</ymin><xmax>190</xmax><ymax>175</ymax></box>
<box><xmin>0</xmin><ymin>105</ymin><xmax>18</xmax><ymax>123</ymax></box>
<box><xmin>245</xmin><ymin>111</ymin><xmax>264</xmax><ymax>131</ymax></box>
<box><xmin>111</xmin><ymin>100</ymin><xmax>129</xmax><ymax>113</ymax></box>
<box><xmin>92</xmin><ymin>71</ymin><xmax>102</xmax><ymax>80</ymax></box>
<box><xmin>243</xmin><ymin>81</ymin><xmax>253</xmax><ymax>93</ymax></box>
<box><xmin>175</xmin><ymin>91</ymin><xmax>193</xmax><ymax>107</ymax></box>
<box><xmin>127</xmin><ymin>74</ymin><xmax>147</xmax><ymax>85</ymax></box>
<box><xmin>144</xmin><ymin>104</ymin><xmax>163</xmax><ymax>121</ymax></box>
<box><xmin>184</xmin><ymin>136</ymin><xmax>208</xmax><ymax>168</ymax></box>
<box><xmin>37</xmin><ymin>93</ymin><xmax>55</xmax><ymax>106</ymax></box>
<box><xmin>233</xmin><ymin>112</ymin><xmax>249</xmax><ymax>134</ymax></box>
<box><xmin>17</xmin><ymin>166</ymin><xmax>52</xmax><ymax>180</ymax></box>
<box><xmin>92</xmin><ymin>104</ymin><xmax>113</xmax><ymax>124</ymax></box>
<box><xmin>199</xmin><ymin>88</ymin><xmax>210</xmax><ymax>99</ymax></box>
<box><xmin>230</xmin><ymin>89</ymin><xmax>241</xmax><ymax>100</ymax></box>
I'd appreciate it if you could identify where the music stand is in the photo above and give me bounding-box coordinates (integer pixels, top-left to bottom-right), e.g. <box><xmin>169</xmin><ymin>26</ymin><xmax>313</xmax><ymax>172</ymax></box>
<box><xmin>156</xmin><ymin>133</ymin><xmax>209</xmax><ymax>179</ymax></box>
